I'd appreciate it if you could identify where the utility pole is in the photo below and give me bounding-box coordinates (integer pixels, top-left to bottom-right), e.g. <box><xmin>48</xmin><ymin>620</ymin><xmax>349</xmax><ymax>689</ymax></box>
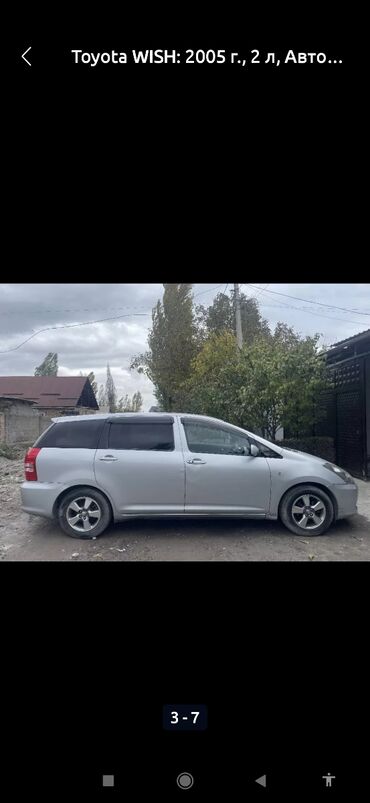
<box><xmin>234</xmin><ymin>283</ymin><xmax>243</xmax><ymax>350</ymax></box>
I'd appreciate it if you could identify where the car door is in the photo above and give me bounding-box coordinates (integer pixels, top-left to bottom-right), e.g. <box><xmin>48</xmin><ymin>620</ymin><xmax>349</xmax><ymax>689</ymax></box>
<box><xmin>180</xmin><ymin>418</ymin><xmax>271</xmax><ymax>515</ymax></box>
<box><xmin>94</xmin><ymin>416</ymin><xmax>185</xmax><ymax>515</ymax></box>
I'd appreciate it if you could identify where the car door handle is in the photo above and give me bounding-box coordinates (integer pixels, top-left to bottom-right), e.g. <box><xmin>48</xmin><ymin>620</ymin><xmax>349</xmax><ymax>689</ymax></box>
<box><xmin>99</xmin><ymin>455</ymin><xmax>118</xmax><ymax>462</ymax></box>
<box><xmin>186</xmin><ymin>458</ymin><xmax>207</xmax><ymax>465</ymax></box>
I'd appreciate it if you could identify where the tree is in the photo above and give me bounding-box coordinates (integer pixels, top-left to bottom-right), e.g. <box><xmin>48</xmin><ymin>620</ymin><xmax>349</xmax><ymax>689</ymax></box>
<box><xmin>182</xmin><ymin>327</ymin><xmax>330</xmax><ymax>439</ymax></box>
<box><xmin>195</xmin><ymin>293</ymin><xmax>233</xmax><ymax>338</ymax></box>
<box><xmin>196</xmin><ymin>291</ymin><xmax>271</xmax><ymax>344</ymax></box>
<box><xmin>97</xmin><ymin>384</ymin><xmax>106</xmax><ymax>409</ymax></box>
<box><xmin>105</xmin><ymin>364</ymin><xmax>117</xmax><ymax>413</ymax></box>
<box><xmin>237</xmin><ymin>292</ymin><xmax>271</xmax><ymax>344</ymax></box>
<box><xmin>79</xmin><ymin>371</ymin><xmax>98</xmax><ymax>396</ymax></box>
<box><xmin>116</xmin><ymin>391</ymin><xmax>143</xmax><ymax>412</ymax></box>
<box><xmin>181</xmin><ymin>331</ymin><xmax>243</xmax><ymax>425</ymax></box>
<box><xmin>34</xmin><ymin>352</ymin><xmax>58</xmax><ymax>376</ymax></box>
<box><xmin>131</xmin><ymin>284</ymin><xmax>198</xmax><ymax>410</ymax></box>
<box><xmin>272</xmin><ymin>322</ymin><xmax>301</xmax><ymax>348</ymax></box>
<box><xmin>242</xmin><ymin>333</ymin><xmax>330</xmax><ymax>439</ymax></box>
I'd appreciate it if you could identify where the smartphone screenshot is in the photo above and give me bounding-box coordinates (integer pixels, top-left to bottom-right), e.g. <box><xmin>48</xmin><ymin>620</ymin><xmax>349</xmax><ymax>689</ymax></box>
<box><xmin>5</xmin><ymin>7</ymin><xmax>367</xmax><ymax>799</ymax></box>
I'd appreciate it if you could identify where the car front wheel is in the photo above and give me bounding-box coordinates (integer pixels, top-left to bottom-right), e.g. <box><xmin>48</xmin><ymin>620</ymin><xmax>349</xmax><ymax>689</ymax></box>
<box><xmin>58</xmin><ymin>487</ymin><xmax>112</xmax><ymax>539</ymax></box>
<box><xmin>280</xmin><ymin>486</ymin><xmax>334</xmax><ymax>536</ymax></box>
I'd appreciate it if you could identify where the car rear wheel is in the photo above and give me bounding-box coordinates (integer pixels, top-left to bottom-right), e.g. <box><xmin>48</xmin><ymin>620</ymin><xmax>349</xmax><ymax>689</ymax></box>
<box><xmin>58</xmin><ymin>487</ymin><xmax>112</xmax><ymax>539</ymax></box>
<box><xmin>280</xmin><ymin>486</ymin><xmax>334</xmax><ymax>536</ymax></box>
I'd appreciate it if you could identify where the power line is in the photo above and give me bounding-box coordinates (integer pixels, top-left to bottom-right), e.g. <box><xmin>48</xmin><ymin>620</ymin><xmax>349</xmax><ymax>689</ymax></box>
<box><xmin>237</xmin><ymin>285</ymin><xmax>369</xmax><ymax>327</ymax></box>
<box><xmin>0</xmin><ymin>312</ymin><xmax>151</xmax><ymax>354</ymax></box>
<box><xmin>249</xmin><ymin>283</ymin><xmax>270</xmax><ymax>299</ymax></box>
<box><xmin>243</xmin><ymin>284</ymin><xmax>370</xmax><ymax>317</ymax></box>
<box><xmin>256</xmin><ymin>298</ymin><xmax>369</xmax><ymax>326</ymax></box>
<box><xmin>193</xmin><ymin>284</ymin><xmax>225</xmax><ymax>299</ymax></box>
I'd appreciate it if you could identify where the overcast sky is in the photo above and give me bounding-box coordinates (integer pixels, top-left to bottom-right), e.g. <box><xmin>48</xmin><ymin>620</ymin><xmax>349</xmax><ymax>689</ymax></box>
<box><xmin>0</xmin><ymin>283</ymin><xmax>369</xmax><ymax>410</ymax></box>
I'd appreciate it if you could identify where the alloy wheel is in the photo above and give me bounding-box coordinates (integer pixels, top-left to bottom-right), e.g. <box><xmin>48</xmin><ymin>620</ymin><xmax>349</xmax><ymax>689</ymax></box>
<box><xmin>291</xmin><ymin>493</ymin><xmax>327</xmax><ymax>531</ymax></box>
<box><xmin>66</xmin><ymin>496</ymin><xmax>102</xmax><ymax>533</ymax></box>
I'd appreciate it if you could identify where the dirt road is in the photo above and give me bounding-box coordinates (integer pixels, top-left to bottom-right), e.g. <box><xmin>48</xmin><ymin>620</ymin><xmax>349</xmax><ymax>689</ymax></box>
<box><xmin>1</xmin><ymin>454</ymin><xmax>369</xmax><ymax>561</ymax></box>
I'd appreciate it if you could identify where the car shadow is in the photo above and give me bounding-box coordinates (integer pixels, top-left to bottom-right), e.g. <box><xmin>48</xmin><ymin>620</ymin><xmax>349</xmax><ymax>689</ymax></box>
<box><xmin>103</xmin><ymin>513</ymin><xmax>369</xmax><ymax>541</ymax></box>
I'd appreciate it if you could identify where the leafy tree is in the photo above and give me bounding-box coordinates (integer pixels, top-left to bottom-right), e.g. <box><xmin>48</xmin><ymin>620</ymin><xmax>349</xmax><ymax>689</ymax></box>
<box><xmin>272</xmin><ymin>322</ymin><xmax>301</xmax><ymax>348</ymax></box>
<box><xmin>131</xmin><ymin>284</ymin><xmax>198</xmax><ymax>410</ymax></box>
<box><xmin>237</xmin><ymin>292</ymin><xmax>271</xmax><ymax>344</ymax></box>
<box><xmin>196</xmin><ymin>291</ymin><xmax>270</xmax><ymax>344</ymax></box>
<box><xmin>195</xmin><ymin>293</ymin><xmax>233</xmax><ymax>339</ymax></box>
<box><xmin>79</xmin><ymin>371</ymin><xmax>98</xmax><ymax>396</ymax></box>
<box><xmin>34</xmin><ymin>352</ymin><xmax>58</xmax><ymax>376</ymax></box>
<box><xmin>105</xmin><ymin>364</ymin><xmax>117</xmax><ymax>413</ymax></box>
<box><xmin>181</xmin><ymin>331</ymin><xmax>244</xmax><ymax>424</ymax></box>
<box><xmin>116</xmin><ymin>391</ymin><xmax>143</xmax><ymax>412</ymax></box>
<box><xmin>182</xmin><ymin>327</ymin><xmax>330</xmax><ymax>439</ymax></box>
<box><xmin>242</xmin><ymin>333</ymin><xmax>329</xmax><ymax>439</ymax></box>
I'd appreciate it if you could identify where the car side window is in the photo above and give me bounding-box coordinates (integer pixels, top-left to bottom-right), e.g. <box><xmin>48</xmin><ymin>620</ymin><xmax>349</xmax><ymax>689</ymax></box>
<box><xmin>108</xmin><ymin>423</ymin><xmax>174</xmax><ymax>451</ymax></box>
<box><xmin>182</xmin><ymin>421</ymin><xmax>251</xmax><ymax>456</ymax></box>
<box><xmin>35</xmin><ymin>420</ymin><xmax>104</xmax><ymax>449</ymax></box>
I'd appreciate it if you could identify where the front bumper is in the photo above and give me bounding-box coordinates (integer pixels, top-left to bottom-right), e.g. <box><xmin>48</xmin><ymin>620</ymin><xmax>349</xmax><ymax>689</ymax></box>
<box><xmin>333</xmin><ymin>482</ymin><xmax>358</xmax><ymax>519</ymax></box>
<box><xmin>20</xmin><ymin>481</ymin><xmax>67</xmax><ymax>519</ymax></box>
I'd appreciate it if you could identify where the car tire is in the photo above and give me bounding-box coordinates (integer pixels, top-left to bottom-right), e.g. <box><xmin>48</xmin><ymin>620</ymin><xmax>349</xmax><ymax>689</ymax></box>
<box><xmin>280</xmin><ymin>485</ymin><xmax>334</xmax><ymax>536</ymax></box>
<box><xmin>58</xmin><ymin>487</ymin><xmax>112</xmax><ymax>539</ymax></box>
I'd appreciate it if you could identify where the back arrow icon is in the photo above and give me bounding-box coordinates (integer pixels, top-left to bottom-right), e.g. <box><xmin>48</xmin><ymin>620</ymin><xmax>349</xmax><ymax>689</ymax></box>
<box><xmin>22</xmin><ymin>46</ymin><xmax>32</xmax><ymax>66</ymax></box>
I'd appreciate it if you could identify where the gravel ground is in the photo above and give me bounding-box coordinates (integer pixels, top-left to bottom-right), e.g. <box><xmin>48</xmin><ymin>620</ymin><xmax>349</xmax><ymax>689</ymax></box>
<box><xmin>1</xmin><ymin>452</ymin><xmax>369</xmax><ymax>561</ymax></box>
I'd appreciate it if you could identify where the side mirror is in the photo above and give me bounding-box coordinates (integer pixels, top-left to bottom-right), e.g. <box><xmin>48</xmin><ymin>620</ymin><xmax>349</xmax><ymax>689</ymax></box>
<box><xmin>250</xmin><ymin>444</ymin><xmax>260</xmax><ymax>457</ymax></box>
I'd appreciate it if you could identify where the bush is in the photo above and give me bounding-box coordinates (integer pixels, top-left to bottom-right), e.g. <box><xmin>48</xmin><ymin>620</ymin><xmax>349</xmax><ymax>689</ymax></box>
<box><xmin>271</xmin><ymin>437</ymin><xmax>335</xmax><ymax>462</ymax></box>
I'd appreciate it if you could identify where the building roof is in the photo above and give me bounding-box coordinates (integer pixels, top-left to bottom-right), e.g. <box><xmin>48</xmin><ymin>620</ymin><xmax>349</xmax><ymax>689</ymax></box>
<box><xmin>0</xmin><ymin>377</ymin><xmax>98</xmax><ymax>409</ymax></box>
<box><xmin>320</xmin><ymin>328</ymin><xmax>370</xmax><ymax>363</ymax></box>
<box><xmin>329</xmin><ymin>328</ymin><xmax>370</xmax><ymax>350</ymax></box>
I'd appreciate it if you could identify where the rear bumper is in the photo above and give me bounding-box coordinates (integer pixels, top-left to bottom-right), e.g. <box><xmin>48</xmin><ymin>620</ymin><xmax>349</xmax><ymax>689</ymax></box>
<box><xmin>334</xmin><ymin>483</ymin><xmax>358</xmax><ymax>519</ymax></box>
<box><xmin>20</xmin><ymin>481</ymin><xmax>67</xmax><ymax>519</ymax></box>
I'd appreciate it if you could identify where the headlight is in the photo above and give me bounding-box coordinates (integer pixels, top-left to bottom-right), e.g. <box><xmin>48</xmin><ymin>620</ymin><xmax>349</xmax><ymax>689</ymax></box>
<box><xmin>322</xmin><ymin>462</ymin><xmax>353</xmax><ymax>483</ymax></box>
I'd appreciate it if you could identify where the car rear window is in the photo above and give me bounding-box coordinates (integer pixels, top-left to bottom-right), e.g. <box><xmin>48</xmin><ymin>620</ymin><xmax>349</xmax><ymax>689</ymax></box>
<box><xmin>108</xmin><ymin>422</ymin><xmax>174</xmax><ymax>451</ymax></box>
<box><xmin>35</xmin><ymin>420</ymin><xmax>105</xmax><ymax>449</ymax></box>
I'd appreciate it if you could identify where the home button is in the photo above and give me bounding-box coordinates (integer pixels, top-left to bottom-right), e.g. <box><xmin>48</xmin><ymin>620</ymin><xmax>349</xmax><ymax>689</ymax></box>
<box><xmin>177</xmin><ymin>772</ymin><xmax>194</xmax><ymax>789</ymax></box>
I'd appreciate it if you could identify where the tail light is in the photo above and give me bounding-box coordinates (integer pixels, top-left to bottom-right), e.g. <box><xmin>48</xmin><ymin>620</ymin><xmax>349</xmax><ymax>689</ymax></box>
<box><xmin>24</xmin><ymin>447</ymin><xmax>41</xmax><ymax>481</ymax></box>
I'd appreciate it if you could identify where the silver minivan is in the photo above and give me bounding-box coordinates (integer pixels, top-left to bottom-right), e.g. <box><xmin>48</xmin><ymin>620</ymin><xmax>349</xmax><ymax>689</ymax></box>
<box><xmin>21</xmin><ymin>412</ymin><xmax>358</xmax><ymax>539</ymax></box>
